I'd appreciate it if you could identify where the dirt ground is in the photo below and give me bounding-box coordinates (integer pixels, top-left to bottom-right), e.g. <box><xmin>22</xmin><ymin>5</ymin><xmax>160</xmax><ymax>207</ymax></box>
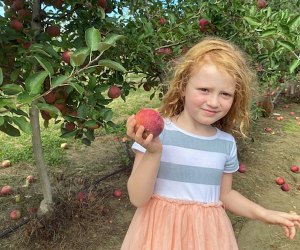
<box><xmin>1</xmin><ymin>102</ymin><xmax>300</xmax><ymax>250</ymax></box>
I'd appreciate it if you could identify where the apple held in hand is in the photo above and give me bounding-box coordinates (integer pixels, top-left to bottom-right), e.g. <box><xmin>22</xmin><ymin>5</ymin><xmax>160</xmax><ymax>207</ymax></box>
<box><xmin>134</xmin><ymin>108</ymin><xmax>164</xmax><ymax>139</ymax></box>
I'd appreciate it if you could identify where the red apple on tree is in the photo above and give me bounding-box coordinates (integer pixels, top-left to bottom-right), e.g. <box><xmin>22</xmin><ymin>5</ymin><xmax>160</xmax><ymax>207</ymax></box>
<box><xmin>62</xmin><ymin>51</ymin><xmax>72</xmax><ymax>64</ymax></box>
<box><xmin>10</xmin><ymin>19</ymin><xmax>23</xmax><ymax>32</ymax></box>
<box><xmin>108</xmin><ymin>85</ymin><xmax>121</xmax><ymax>99</ymax></box>
<box><xmin>159</xmin><ymin>17</ymin><xmax>167</xmax><ymax>25</ymax></box>
<box><xmin>97</xmin><ymin>0</ymin><xmax>107</xmax><ymax>9</ymax></box>
<box><xmin>46</xmin><ymin>25</ymin><xmax>61</xmax><ymax>37</ymax></box>
<box><xmin>65</xmin><ymin>122</ymin><xmax>76</xmax><ymax>131</ymax></box>
<box><xmin>11</xmin><ymin>0</ymin><xmax>24</xmax><ymax>11</ymax></box>
<box><xmin>198</xmin><ymin>18</ymin><xmax>210</xmax><ymax>32</ymax></box>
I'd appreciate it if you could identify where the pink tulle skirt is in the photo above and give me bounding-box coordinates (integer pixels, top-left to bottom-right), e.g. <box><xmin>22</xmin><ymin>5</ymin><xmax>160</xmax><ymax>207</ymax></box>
<box><xmin>121</xmin><ymin>195</ymin><xmax>238</xmax><ymax>250</ymax></box>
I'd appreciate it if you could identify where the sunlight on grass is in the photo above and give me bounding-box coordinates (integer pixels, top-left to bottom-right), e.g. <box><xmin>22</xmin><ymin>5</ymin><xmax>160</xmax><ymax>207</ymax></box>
<box><xmin>108</xmin><ymin>88</ymin><xmax>161</xmax><ymax>122</ymax></box>
<box><xmin>282</xmin><ymin>120</ymin><xmax>300</xmax><ymax>133</ymax></box>
<box><xmin>0</xmin><ymin>119</ymin><xmax>71</xmax><ymax>166</ymax></box>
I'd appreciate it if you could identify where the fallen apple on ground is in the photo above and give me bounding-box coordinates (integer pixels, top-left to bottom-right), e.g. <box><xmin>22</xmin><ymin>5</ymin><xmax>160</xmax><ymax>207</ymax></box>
<box><xmin>281</xmin><ymin>183</ymin><xmax>290</xmax><ymax>191</ymax></box>
<box><xmin>61</xmin><ymin>143</ymin><xmax>68</xmax><ymax>149</ymax></box>
<box><xmin>1</xmin><ymin>185</ymin><xmax>12</xmax><ymax>195</ymax></box>
<box><xmin>113</xmin><ymin>189</ymin><xmax>122</xmax><ymax>198</ymax></box>
<box><xmin>275</xmin><ymin>177</ymin><xmax>285</xmax><ymax>185</ymax></box>
<box><xmin>1</xmin><ymin>160</ymin><xmax>11</xmax><ymax>168</ymax></box>
<box><xmin>134</xmin><ymin>108</ymin><xmax>164</xmax><ymax>139</ymax></box>
<box><xmin>10</xmin><ymin>209</ymin><xmax>21</xmax><ymax>220</ymax></box>
<box><xmin>264</xmin><ymin>127</ymin><xmax>272</xmax><ymax>133</ymax></box>
<box><xmin>290</xmin><ymin>165</ymin><xmax>299</xmax><ymax>173</ymax></box>
<box><xmin>238</xmin><ymin>163</ymin><xmax>247</xmax><ymax>173</ymax></box>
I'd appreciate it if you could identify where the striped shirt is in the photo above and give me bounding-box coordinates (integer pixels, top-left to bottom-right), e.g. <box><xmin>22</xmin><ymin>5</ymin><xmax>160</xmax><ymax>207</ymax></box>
<box><xmin>132</xmin><ymin>118</ymin><xmax>239</xmax><ymax>203</ymax></box>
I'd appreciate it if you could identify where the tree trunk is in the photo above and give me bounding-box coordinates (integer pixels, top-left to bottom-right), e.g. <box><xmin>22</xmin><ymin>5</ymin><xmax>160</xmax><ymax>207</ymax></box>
<box><xmin>29</xmin><ymin>104</ymin><xmax>53</xmax><ymax>215</ymax></box>
<box><xmin>30</xmin><ymin>0</ymin><xmax>54</xmax><ymax>215</ymax></box>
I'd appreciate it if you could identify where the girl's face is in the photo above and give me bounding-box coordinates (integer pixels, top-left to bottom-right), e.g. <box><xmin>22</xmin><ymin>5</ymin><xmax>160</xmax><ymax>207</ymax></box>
<box><xmin>181</xmin><ymin>62</ymin><xmax>236</xmax><ymax>129</ymax></box>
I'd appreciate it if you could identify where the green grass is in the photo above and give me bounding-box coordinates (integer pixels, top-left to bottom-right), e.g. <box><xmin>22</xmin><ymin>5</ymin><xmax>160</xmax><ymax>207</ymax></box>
<box><xmin>282</xmin><ymin>119</ymin><xmax>300</xmax><ymax>133</ymax></box>
<box><xmin>0</xmin><ymin>121</ymin><xmax>73</xmax><ymax>167</ymax></box>
<box><xmin>108</xmin><ymin>88</ymin><xmax>161</xmax><ymax>122</ymax></box>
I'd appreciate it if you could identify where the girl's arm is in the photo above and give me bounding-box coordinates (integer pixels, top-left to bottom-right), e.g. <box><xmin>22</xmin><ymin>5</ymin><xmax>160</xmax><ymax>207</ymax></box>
<box><xmin>126</xmin><ymin>115</ymin><xmax>163</xmax><ymax>207</ymax></box>
<box><xmin>220</xmin><ymin>173</ymin><xmax>300</xmax><ymax>239</ymax></box>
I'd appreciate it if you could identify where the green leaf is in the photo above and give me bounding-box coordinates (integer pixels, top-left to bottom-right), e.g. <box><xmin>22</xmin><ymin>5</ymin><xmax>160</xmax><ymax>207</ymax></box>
<box><xmin>36</xmin><ymin>102</ymin><xmax>61</xmax><ymax>114</ymax></box>
<box><xmin>104</xmin><ymin>34</ymin><xmax>125</xmax><ymax>45</ymax></box>
<box><xmin>289</xmin><ymin>15</ymin><xmax>300</xmax><ymax>30</ymax></box>
<box><xmin>70</xmin><ymin>82</ymin><xmax>85</xmax><ymax>95</ymax></box>
<box><xmin>244</xmin><ymin>16</ymin><xmax>261</xmax><ymax>26</ymax></box>
<box><xmin>70</xmin><ymin>48</ymin><xmax>90</xmax><ymax>67</ymax></box>
<box><xmin>25</xmin><ymin>71</ymin><xmax>48</xmax><ymax>95</ymax></box>
<box><xmin>0</xmin><ymin>67</ymin><xmax>3</xmax><ymax>85</ymax></box>
<box><xmin>260</xmin><ymin>28</ymin><xmax>277</xmax><ymax>38</ymax></box>
<box><xmin>85</xmin><ymin>27</ymin><xmax>101</xmax><ymax>51</ymax></box>
<box><xmin>61</xmin><ymin>130</ymin><xmax>77</xmax><ymax>138</ymax></box>
<box><xmin>1</xmin><ymin>84</ymin><xmax>23</xmax><ymax>95</ymax></box>
<box><xmin>0</xmin><ymin>96</ymin><xmax>16</xmax><ymax>109</ymax></box>
<box><xmin>17</xmin><ymin>92</ymin><xmax>35</xmax><ymax>104</ymax></box>
<box><xmin>98</xmin><ymin>42</ymin><xmax>113</xmax><ymax>53</ymax></box>
<box><xmin>12</xmin><ymin>116</ymin><xmax>31</xmax><ymax>134</ymax></box>
<box><xmin>52</xmin><ymin>75</ymin><xmax>69</xmax><ymax>88</ymax></box>
<box><xmin>34</xmin><ymin>56</ymin><xmax>54</xmax><ymax>75</ymax></box>
<box><xmin>289</xmin><ymin>59</ymin><xmax>300</xmax><ymax>74</ymax></box>
<box><xmin>98</xmin><ymin>59</ymin><xmax>127</xmax><ymax>72</ymax></box>
<box><xmin>0</xmin><ymin>116</ymin><xmax>4</xmax><ymax>126</ymax></box>
<box><xmin>0</xmin><ymin>123</ymin><xmax>20</xmax><ymax>137</ymax></box>
<box><xmin>277</xmin><ymin>40</ymin><xmax>295</xmax><ymax>51</ymax></box>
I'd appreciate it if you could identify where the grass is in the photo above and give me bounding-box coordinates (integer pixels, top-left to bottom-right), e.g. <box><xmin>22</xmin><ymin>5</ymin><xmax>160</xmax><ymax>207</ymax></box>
<box><xmin>282</xmin><ymin>118</ymin><xmax>300</xmax><ymax>133</ymax></box>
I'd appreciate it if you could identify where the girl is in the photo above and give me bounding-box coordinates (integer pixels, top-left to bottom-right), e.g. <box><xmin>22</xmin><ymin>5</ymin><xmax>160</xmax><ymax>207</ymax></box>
<box><xmin>121</xmin><ymin>37</ymin><xmax>300</xmax><ymax>250</ymax></box>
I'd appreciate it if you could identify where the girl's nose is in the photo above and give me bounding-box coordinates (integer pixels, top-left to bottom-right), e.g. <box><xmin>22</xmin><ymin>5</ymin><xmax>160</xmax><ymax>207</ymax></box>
<box><xmin>206</xmin><ymin>94</ymin><xmax>219</xmax><ymax>108</ymax></box>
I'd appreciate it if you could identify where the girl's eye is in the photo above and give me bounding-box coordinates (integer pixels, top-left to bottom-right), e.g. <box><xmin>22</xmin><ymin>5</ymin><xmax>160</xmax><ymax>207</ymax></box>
<box><xmin>222</xmin><ymin>92</ymin><xmax>232</xmax><ymax>97</ymax></box>
<box><xmin>198</xmin><ymin>88</ymin><xmax>208</xmax><ymax>92</ymax></box>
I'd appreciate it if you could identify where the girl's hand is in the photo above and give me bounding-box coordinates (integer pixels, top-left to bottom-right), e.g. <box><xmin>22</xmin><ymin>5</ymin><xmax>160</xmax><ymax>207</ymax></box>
<box><xmin>126</xmin><ymin>115</ymin><xmax>162</xmax><ymax>154</ymax></box>
<box><xmin>262</xmin><ymin>210</ymin><xmax>300</xmax><ymax>239</ymax></box>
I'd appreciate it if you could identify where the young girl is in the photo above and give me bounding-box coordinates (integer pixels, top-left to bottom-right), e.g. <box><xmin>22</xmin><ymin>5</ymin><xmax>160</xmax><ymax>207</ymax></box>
<box><xmin>121</xmin><ymin>37</ymin><xmax>300</xmax><ymax>250</ymax></box>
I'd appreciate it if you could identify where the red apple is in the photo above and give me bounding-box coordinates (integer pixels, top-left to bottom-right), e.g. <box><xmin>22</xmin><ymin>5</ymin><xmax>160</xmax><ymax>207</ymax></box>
<box><xmin>289</xmin><ymin>111</ymin><xmax>295</xmax><ymax>116</ymax></box>
<box><xmin>134</xmin><ymin>108</ymin><xmax>164</xmax><ymax>139</ymax></box>
<box><xmin>41</xmin><ymin>110</ymin><xmax>52</xmax><ymax>120</ymax></box>
<box><xmin>281</xmin><ymin>183</ymin><xmax>290</xmax><ymax>191</ymax></box>
<box><xmin>53</xmin><ymin>0</ymin><xmax>64</xmax><ymax>8</ymax></box>
<box><xmin>257</xmin><ymin>0</ymin><xmax>267</xmax><ymax>9</ymax></box>
<box><xmin>159</xmin><ymin>17</ymin><xmax>167</xmax><ymax>25</ymax></box>
<box><xmin>62</xmin><ymin>51</ymin><xmax>72</xmax><ymax>64</ymax></box>
<box><xmin>76</xmin><ymin>191</ymin><xmax>85</xmax><ymax>202</ymax></box>
<box><xmin>11</xmin><ymin>0</ymin><xmax>24</xmax><ymax>11</ymax></box>
<box><xmin>26</xmin><ymin>175</ymin><xmax>34</xmax><ymax>183</ymax></box>
<box><xmin>156</xmin><ymin>47</ymin><xmax>172</xmax><ymax>55</ymax></box>
<box><xmin>1</xmin><ymin>160</ymin><xmax>11</xmax><ymax>168</ymax></box>
<box><xmin>97</xmin><ymin>0</ymin><xmax>107</xmax><ymax>9</ymax></box>
<box><xmin>291</xmin><ymin>165</ymin><xmax>299</xmax><ymax>173</ymax></box>
<box><xmin>17</xmin><ymin>9</ymin><xmax>31</xmax><ymax>20</ymax></box>
<box><xmin>10</xmin><ymin>209</ymin><xmax>21</xmax><ymax>220</ymax></box>
<box><xmin>275</xmin><ymin>177</ymin><xmax>285</xmax><ymax>185</ymax></box>
<box><xmin>108</xmin><ymin>85</ymin><xmax>121</xmax><ymax>99</ymax></box>
<box><xmin>1</xmin><ymin>185</ymin><xmax>12</xmax><ymax>195</ymax></box>
<box><xmin>10</xmin><ymin>19</ymin><xmax>23</xmax><ymax>32</ymax></box>
<box><xmin>65</xmin><ymin>122</ymin><xmax>76</xmax><ymax>131</ymax></box>
<box><xmin>198</xmin><ymin>19</ymin><xmax>210</xmax><ymax>32</ymax></box>
<box><xmin>113</xmin><ymin>189</ymin><xmax>122</xmax><ymax>198</ymax></box>
<box><xmin>44</xmin><ymin>91</ymin><xmax>56</xmax><ymax>104</ymax></box>
<box><xmin>22</xmin><ymin>42</ymin><xmax>31</xmax><ymax>50</ymax></box>
<box><xmin>46</xmin><ymin>25</ymin><xmax>60</xmax><ymax>37</ymax></box>
<box><xmin>238</xmin><ymin>163</ymin><xmax>247</xmax><ymax>173</ymax></box>
<box><xmin>264</xmin><ymin>127</ymin><xmax>272</xmax><ymax>133</ymax></box>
